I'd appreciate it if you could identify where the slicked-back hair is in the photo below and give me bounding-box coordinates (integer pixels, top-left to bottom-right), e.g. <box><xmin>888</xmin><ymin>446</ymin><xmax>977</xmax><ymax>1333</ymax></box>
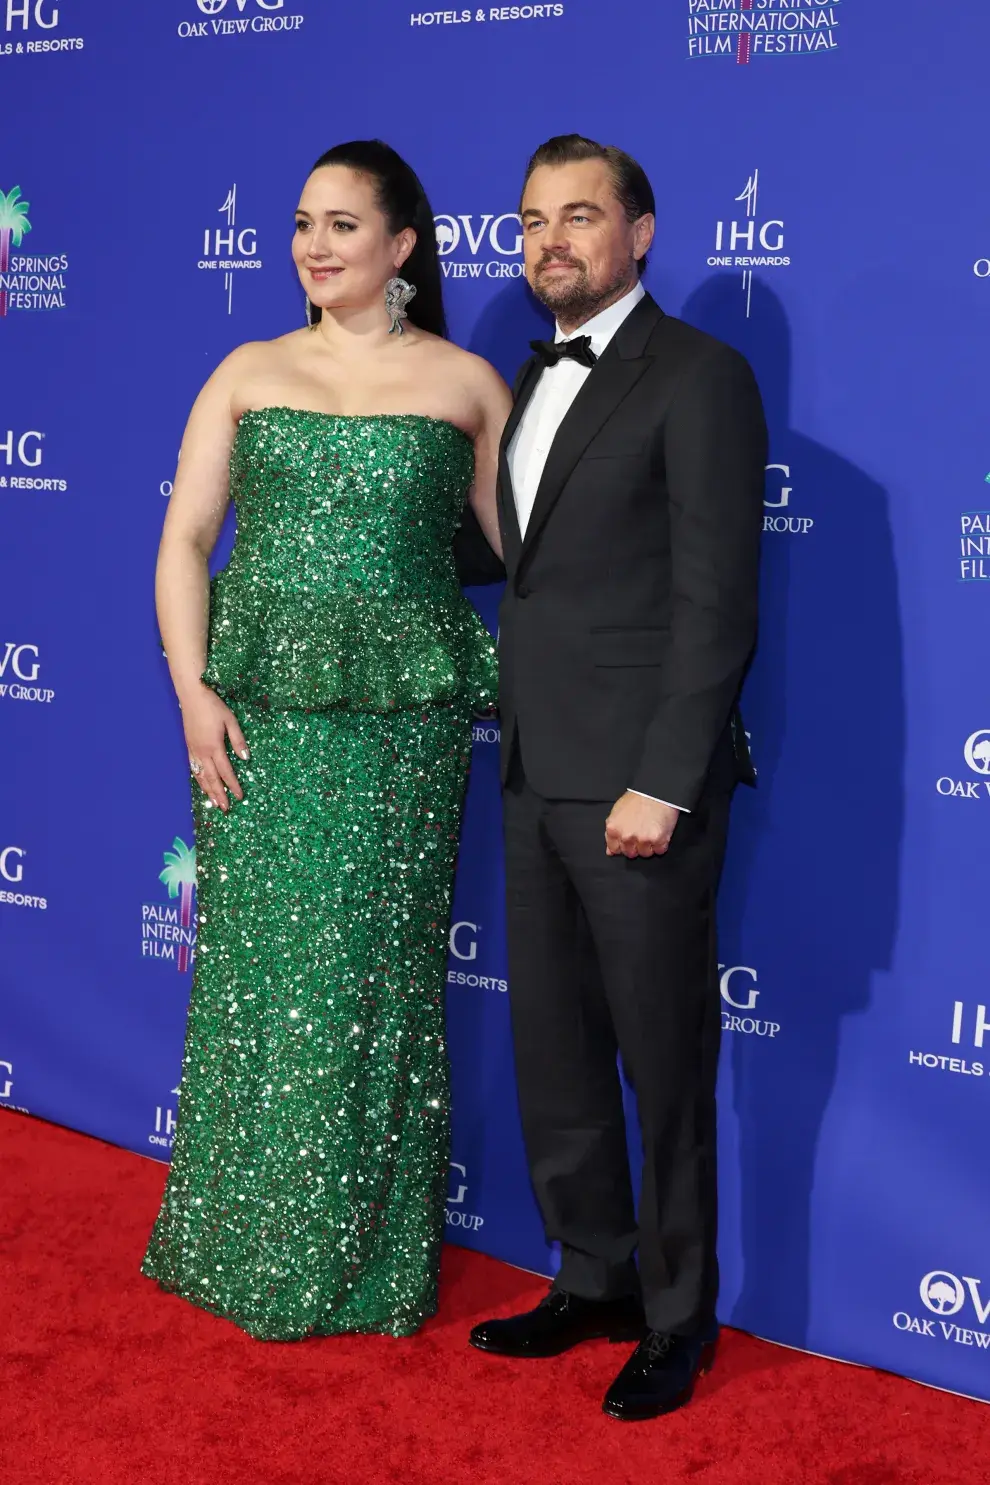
<box><xmin>521</xmin><ymin>134</ymin><xmax>655</xmax><ymax>277</ymax></box>
<box><xmin>308</xmin><ymin>139</ymin><xmax>446</xmax><ymax>336</ymax></box>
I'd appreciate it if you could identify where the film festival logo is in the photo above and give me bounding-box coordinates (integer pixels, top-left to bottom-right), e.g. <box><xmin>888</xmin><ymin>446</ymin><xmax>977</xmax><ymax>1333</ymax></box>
<box><xmin>709</xmin><ymin>171</ymin><xmax>789</xmax><ymax>318</ymax></box>
<box><xmin>1</xmin><ymin>0</ymin><xmax>84</xmax><ymax>55</ymax></box>
<box><xmin>178</xmin><ymin>0</ymin><xmax>304</xmax><ymax>39</ymax></box>
<box><xmin>197</xmin><ymin>185</ymin><xmax>262</xmax><ymax>315</ymax></box>
<box><xmin>893</xmin><ymin>1271</ymin><xmax>990</xmax><ymax>1351</ymax></box>
<box><xmin>958</xmin><ymin>482</ymin><xmax>990</xmax><ymax>582</ymax></box>
<box><xmin>433</xmin><ymin>213</ymin><xmax>524</xmax><ymax>282</ymax></box>
<box><xmin>141</xmin><ymin>837</ymin><xmax>197</xmax><ymax>972</ymax></box>
<box><xmin>0</xmin><ymin>187</ymin><xmax>68</xmax><ymax>317</ymax></box>
<box><xmin>687</xmin><ymin>0</ymin><xmax>841</xmax><ymax>63</ymax></box>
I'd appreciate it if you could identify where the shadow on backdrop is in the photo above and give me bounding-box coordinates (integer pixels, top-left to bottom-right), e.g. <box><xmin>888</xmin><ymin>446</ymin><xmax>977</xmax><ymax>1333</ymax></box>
<box><xmin>466</xmin><ymin>280</ymin><xmax>554</xmax><ymax>384</ymax></box>
<box><xmin>680</xmin><ymin>275</ymin><xmax>905</xmax><ymax>1346</ymax></box>
<box><xmin>463</xmin><ymin>271</ymin><xmax>905</xmax><ymax>1343</ymax></box>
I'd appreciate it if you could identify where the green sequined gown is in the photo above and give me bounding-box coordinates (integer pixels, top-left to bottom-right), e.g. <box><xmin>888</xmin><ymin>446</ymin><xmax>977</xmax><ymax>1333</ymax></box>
<box><xmin>142</xmin><ymin>409</ymin><xmax>497</xmax><ymax>1340</ymax></box>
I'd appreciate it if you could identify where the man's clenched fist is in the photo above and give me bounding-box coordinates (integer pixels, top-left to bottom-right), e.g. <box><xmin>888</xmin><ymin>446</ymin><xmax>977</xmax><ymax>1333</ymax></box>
<box><xmin>604</xmin><ymin>792</ymin><xmax>681</xmax><ymax>859</ymax></box>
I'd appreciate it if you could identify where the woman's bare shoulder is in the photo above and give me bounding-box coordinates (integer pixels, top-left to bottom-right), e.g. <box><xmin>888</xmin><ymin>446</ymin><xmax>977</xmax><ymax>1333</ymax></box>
<box><xmin>204</xmin><ymin>331</ymin><xmax>312</xmax><ymax>412</ymax></box>
<box><xmin>420</xmin><ymin>336</ymin><xmax>510</xmax><ymax>396</ymax></box>
<box><xmin>212</xmin><ymin>330</ymin><xmax>307</xmax><ymax>378</ymax></box>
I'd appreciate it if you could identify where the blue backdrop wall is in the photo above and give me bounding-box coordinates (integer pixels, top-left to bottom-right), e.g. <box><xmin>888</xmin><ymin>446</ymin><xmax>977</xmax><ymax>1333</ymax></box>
<box><xmin>3</xmin><ymin>0</ymin><xmax>989</xmax><ymax>1402</ymax></box>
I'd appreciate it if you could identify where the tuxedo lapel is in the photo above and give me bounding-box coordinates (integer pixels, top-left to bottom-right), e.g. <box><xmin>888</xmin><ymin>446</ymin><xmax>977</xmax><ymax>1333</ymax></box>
<box><xmin>497</xmin><ymin>355</ymin><xmax>542</xmax><ymax>568</ymax></box>
<box><xmin>518</xmin><ymin>295</ymin><xmax>663</xmax><ymax>568</ymax></box>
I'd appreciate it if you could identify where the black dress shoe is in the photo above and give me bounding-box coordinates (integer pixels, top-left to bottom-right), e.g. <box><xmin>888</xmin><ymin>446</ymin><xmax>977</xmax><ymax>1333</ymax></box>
<box><xmin>602</xmin><ymin>1324</ymin><xmax>719</xmax><ymax>1421</ymax></box>
<box><xmin>469</xmin><ymin>1288</ymin><xmax>646</xmax><ymax>1358</ymax></box>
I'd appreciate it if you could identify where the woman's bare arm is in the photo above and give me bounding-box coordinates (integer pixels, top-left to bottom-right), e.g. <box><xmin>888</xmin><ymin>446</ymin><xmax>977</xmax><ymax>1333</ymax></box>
<box><xmin>467</xmin><ymin>358</ymin><xmax>512</xmax><ymax>561</ymax></box>
<box><xmin>156</xmin><ymin>347</ymin><xmax>254</xmax><ymax>811</ymax></box>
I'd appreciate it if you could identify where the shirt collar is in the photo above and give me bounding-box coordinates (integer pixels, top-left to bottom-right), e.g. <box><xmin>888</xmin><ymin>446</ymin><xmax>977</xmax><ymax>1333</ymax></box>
<box><xmin>555</xmin><ymin>280</ymin><xmax>646</xmax><ymax>355</ymax></box>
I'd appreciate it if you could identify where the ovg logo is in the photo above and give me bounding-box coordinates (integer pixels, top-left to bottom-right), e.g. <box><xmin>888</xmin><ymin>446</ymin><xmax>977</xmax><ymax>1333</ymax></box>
<box><xmin>937</xmin><ymin>731</ymin><xmax>990</xmax><ymax>800</ymax></box>
<box><xmin>763</xmin><ymin>462</ymin><xmax>813</xmax><ymax>536</ymax></box>
<box><xmin>894</xmin><ymin>1269</ymin><xmax>990</xmax><ymax>1345</ymax></box>
<box><xmin>433</xmin><ymin>213</ymin><xmax>524</xmax><ymax>282</ymax></box>
<box><xmin>719</xmin><ymin>962</ymin><xmax>780</xmax><ymax>1038</ymax></box>
<box><xmin>197</xmin><ymin>0</ymin><xmax>282</xmax><ymax>10</ymax></box>
<box><xmin>0</xmin><ymin>187</ymin><xmax>68</xmax><ymax>316</ymax></box>
<box><xmin>686</xmin><ymin>0</ymin><xmax>841</xmax><ymax>63</ymax></box>
<box><xmin>709</xmin><ymin>171</ymin><xmax>788</xmax><ymax>318</ymax></box>
<box><xmin>446</xmin><ymin>1162</ymin><xmax>484</xmax><ymax>1233</ymax></box>
<box><xmin>197</xmin><ymin>184</ymin><xmax>261</xmax><ymax>314</ymax></box>
<box><xmin>179</xmin><ymin>0</ymin><xmax>304</xmax><ymax>37</ymax></box>
<box><xmin>141</xmin><ymin>837</ymin><xmax>197</xmax><ymax>972</ymax></box>
<box><xmin>0</xmin><ymin>640</ymin><xmax>54</xmax><ymax>703</ymax></box>
<box><xmin>963</xmin><ymin>730</ymin><xmax>990</xmax><ymax>775</ymax></box>
<box><xmin>919</xmin><ymin>1269</ymin><xmax>990</xmax><ymax>1327</ymax></box>
<box><xmin>921</xmin><ymin>1272</ymin><xmax>966</xmax><ymax>1316</ymax></box>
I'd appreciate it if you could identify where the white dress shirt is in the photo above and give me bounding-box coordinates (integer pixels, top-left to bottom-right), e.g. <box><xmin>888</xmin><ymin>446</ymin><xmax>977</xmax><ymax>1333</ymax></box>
<box><xmin>506</xmin><ymin>281</ymin><xmax>688</xmax><ymax>814</ymax></box>
<box><xmin>508</xmin><ymin>281</ymin><xmax>646</xmax><ymax>537</ymax></box>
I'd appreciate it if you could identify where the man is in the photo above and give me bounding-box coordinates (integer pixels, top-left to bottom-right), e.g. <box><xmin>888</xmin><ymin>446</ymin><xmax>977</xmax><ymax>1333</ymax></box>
<box><xmin>469</xmin><ymin>135</ymin><xmax>767</xmax><ymax>1421</ymax></box>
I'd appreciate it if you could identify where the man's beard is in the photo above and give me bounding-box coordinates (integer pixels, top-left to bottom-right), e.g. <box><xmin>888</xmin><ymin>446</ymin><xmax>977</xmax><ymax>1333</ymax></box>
<box><xmin>531</xmin><ymin>255</ymin><xmax>632</xmax><ymax>322</ymax></box>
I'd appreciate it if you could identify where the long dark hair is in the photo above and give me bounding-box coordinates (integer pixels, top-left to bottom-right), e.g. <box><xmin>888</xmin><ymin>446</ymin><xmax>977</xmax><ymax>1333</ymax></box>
<box><xmin>306</xmin><ymin>139</ymin><xmax>446</xmax><ymax>337</ymax></box>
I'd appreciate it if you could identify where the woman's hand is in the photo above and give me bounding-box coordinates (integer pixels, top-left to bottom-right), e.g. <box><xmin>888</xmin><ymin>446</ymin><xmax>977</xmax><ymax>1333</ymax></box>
<box><xmin>179</xmin><ymin>682</ymin><xmax>249</xmax><ymax>813</ymax></box>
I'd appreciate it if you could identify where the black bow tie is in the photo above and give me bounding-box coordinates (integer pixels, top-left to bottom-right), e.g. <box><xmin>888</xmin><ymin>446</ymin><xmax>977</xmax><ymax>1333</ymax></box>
<box><xmin>529</xmin><ymin>335</ymin><xmax>598</xmax><ymax>370</ymax></box>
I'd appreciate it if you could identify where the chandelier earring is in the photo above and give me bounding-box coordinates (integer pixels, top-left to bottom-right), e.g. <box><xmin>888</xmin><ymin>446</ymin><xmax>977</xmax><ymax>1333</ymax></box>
<box><xmin>384</xmin><ymin>276</ymin><xmax>416</xmax><ymax>335</ymax></box>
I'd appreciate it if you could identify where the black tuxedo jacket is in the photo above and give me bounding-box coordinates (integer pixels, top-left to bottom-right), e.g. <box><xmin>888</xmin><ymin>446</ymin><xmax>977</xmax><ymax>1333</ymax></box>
<box><xmin>496</xmin><ymin>292</ymin><xmax>767</xmax><ymax>810</ymax></box>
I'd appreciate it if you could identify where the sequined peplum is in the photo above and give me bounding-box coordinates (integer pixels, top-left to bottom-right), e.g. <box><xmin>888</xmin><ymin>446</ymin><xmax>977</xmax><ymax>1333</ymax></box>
<box><xmin>203</xmin><ymin>408</ymin><xmax>497</xmax><ymax>713</ymax></box>
<box><xmin>141</xmin><ymin>411</ymin><xmax>497</xmax><ymax>1340</ymax></box>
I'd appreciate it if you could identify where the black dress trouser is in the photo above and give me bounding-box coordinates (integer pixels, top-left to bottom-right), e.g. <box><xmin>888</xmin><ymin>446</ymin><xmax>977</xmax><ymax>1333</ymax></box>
<box><xmin>503</xmin><ymin>743</ymin><xmax>731</xmax><ymax>1336</ymax></box>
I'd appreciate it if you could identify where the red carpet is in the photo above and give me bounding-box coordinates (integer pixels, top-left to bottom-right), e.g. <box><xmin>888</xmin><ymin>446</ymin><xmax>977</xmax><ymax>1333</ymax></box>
<box><xmin>2</xmin><ymin>1111</ymin><xmax>988</xmax><ymax>1485</ymax></box>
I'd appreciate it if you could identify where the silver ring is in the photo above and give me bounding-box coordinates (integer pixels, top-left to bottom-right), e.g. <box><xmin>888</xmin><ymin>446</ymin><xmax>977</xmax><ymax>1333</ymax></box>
<box><xmin>190</xmin><ymin>759</ymin><xmax>203</xmax><ymax>776</ymax></box>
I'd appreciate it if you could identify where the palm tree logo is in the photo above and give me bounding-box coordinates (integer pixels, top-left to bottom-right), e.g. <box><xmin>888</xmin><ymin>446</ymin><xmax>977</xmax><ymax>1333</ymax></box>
<box><xmin>159</xmin><ymin>837</ymin><xmax>197</xmax><ymax>973</ymax></box>
<box><xmin>0</xmin><ymin>186</ymin><xmax>32</xmax><ymax>319</ymax></box>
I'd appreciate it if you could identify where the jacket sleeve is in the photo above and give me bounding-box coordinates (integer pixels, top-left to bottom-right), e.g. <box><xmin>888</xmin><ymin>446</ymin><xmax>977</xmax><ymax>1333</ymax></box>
<box><xmin>628</xmin><ymin>344</ymin><xmax>767</xmax><ymax>809</ymax></box>
<box><xmin>454</xmin><ymin>353</ymin><xmax>536</xmax><ymax>587</ymax></box>
<box><xmin>453</xmin><ymin>500</ymin><xmax>506</xmax><ymax>587</ymax></box>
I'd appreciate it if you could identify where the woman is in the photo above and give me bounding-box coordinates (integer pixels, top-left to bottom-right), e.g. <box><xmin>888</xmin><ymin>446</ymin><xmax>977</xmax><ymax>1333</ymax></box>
<box><xmin>142</xmin><ymin>140</ymin><xmax>509</xmax><ymax>1340</ymax></box>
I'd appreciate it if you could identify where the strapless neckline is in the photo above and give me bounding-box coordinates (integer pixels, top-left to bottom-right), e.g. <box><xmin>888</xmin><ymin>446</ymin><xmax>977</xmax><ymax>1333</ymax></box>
<box><xmin>238</xmin><ymin>406</ymin><xmax>473</xmax><ymax>447</ymax></box>
<box><xmin>208</xmin><ymin>399</ymin><xmax>496</xmax><ymax>716</ymax></box>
